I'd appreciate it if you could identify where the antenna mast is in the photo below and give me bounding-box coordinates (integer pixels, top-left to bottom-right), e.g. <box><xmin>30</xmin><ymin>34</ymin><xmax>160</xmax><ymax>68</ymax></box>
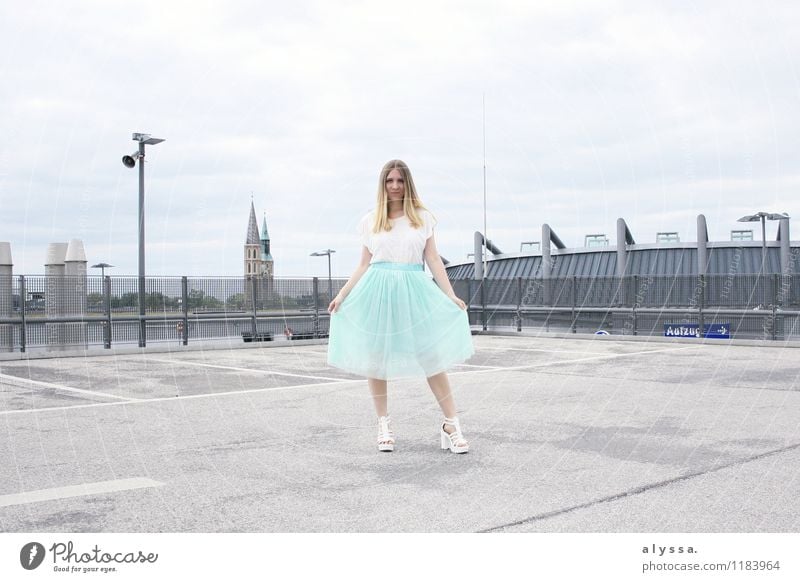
<box><xmin>482</xmin><ymin>94</ymin><xmax>487</xmax><ymax>282</ymax></box>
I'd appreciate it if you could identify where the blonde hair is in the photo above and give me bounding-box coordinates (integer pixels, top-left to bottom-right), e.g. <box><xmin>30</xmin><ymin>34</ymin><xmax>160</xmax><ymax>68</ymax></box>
<box><xmin>369</xmin><ymin>159</ymin><xmax>434</xmax><ymax>233</ymax></box>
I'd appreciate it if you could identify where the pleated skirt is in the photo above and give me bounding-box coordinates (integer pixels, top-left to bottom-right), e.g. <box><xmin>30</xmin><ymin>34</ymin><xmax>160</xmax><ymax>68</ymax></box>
<box><xmin>327</xmin><ymin>261</ymin><xmax>475</xmax><ymax>380</ymax></box>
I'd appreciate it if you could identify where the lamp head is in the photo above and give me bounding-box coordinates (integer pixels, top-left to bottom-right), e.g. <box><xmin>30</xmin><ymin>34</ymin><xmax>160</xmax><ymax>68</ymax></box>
<box><xmin>122</xmin><ymin>151</ymin><xmax>141</xmax><ymax>168</ymax></box>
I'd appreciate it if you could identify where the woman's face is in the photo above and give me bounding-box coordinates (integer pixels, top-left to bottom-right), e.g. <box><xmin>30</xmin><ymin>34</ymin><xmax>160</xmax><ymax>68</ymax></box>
<box><xmin>385</xmin><ymin>168</ymin><xmax>405</xmax><ymax>202</ymax></box>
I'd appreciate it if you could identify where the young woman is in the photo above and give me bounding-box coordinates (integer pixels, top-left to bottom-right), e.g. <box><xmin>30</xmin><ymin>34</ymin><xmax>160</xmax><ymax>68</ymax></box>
<box><xmin>327</xmin><ymin>159</ymin><xmax>475</xmax><ymax>454</ymax></box>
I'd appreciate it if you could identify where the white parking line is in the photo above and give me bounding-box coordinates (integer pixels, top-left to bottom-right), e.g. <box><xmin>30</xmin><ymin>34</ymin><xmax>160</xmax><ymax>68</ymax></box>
<box><xmin>453</xmin><ymin>363</ymin><xmax>502</xmax><ymax>369</ymax></box>
<box><xmin>142</xmin><ymin>357</ymin><xmax>345</xmax><ymax>382</ymax></box>
<box><xmin>0</xmin><ymin>345</ymin><xmax>704</xmax><ymax>417</ymax></box>
<box><xmin>481</xmin><ymin>347</ymin><xmax>610</xmax><ymax>355</ymax></box>
<box><xmin>0</xmin><ymin>372</ymin><xmax>139</xmax><ymax>402</ymax></box>
<box><xmin>0</xmin><ymin>478</ymin><xmax>163</xmax><ymax>508</ymax></box>
<box><xmin>448</xmin><ymin>345</ymin><xmax>705</xmax><ymax>376</ymax></box>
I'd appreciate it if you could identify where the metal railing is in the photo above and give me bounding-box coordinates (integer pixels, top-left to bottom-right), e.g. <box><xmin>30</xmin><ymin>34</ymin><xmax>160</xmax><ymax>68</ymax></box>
<box><xmin>0</xmin><ymin>275</ymin><xmax>346</xmax><ymax>353</ymax></box>
<box><xmin>0</xmin><ymin>273</ymin><xmax>797</xmax><ymax>353</ymax></box>
<box><xmin>456</xmin><ymin>273</ymin><xmax>800</xmax><ymax>341</ymax></box>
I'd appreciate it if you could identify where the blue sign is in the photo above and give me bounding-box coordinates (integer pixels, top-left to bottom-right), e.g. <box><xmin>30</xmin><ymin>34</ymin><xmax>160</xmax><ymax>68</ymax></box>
<box><xmin>704</xmin><ymin>324</ymin><xmax>730</xmax><ymax>339</ymax></box>
<box><xmin>664</xmin><ymin>323</ymin><xmax>730</xmax><ymax>339</ymax></box>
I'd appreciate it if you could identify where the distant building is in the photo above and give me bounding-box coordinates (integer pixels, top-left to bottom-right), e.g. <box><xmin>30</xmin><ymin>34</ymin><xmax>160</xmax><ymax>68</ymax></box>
<box><xmin>447</xmin><ymin>215</ymin><xmax>797</xmax><ymax>280</ymax></box>
<box><xmin>244</xmin><ymin>200</ymin><xmax>275</xmax><ymax>310</ymax></box>
<box><xmin>244</xmin><ymin>200</ymin><xmax>274</xmax><ymax>279</ymax></box>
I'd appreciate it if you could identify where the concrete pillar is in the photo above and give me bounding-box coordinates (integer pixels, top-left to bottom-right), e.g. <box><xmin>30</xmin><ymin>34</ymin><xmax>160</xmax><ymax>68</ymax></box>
<box><xmin>45</xmin><ymin>242</ymin><xmax>68</xmax><ymax>351</ymax></box>
<box><xmin>64</xmin><ymin>239</ymin><xmax>88</xmax><ymax>348</ymax></box>
<box><xmin>542</xmin><ymin>224</ymin><xmax>552</xmax><ymax>280</ymax></box>
<box><xmin>697</xmin><ymin>214</ymin><xmax>709</xmax><ymax>275</ymax></box>
<box><xmin>542</xmin><ymin>224</ymin><xmax>552</xmax><ymax>304</ymax></box>
<box><xmin>473</xmin><ymin>231</ymin><xmax>484</xmax><ymax>280</ymax></box>
<box><xmin>0</xmin><ymin>242</ymin><xmax>12</xmax><ymax>351</ymax></box>
<box><xmin>616</xmin><ymin>218</ymin><xmax>628</xmax><ymax>277</ymax></box>
<box><xmin>778</xmin><ymin>218</ymin><xmax>791</xmax><ymax>275</ymax></box>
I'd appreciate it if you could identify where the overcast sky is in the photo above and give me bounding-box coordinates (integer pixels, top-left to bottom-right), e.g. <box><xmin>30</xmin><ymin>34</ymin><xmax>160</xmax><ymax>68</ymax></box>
<box><xmin>1</xmin><ymin>1</ymin><xmax>797</xmax><ymax>277</ymax></box>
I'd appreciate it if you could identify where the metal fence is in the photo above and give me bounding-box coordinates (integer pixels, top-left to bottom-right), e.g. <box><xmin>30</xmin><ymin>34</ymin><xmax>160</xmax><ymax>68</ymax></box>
<box><xmin>458</xmin><ymin>273</ymin><xmax>800</xmax><ymax>341</ymax></box>
<box><xmin>0</xmin><ymin>273</ymin><xmax>798</xmax><ymax>353</ymax></box>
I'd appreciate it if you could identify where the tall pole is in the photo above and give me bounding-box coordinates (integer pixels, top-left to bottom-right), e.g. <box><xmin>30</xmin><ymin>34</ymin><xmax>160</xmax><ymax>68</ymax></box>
<box><xmin>482</xmin><ymin>93</ymin><xmax>487</xmax><ymax>280</ymax></box>
<box><xmin>760</xmin><ymin>214</ymin><xmax>766</xmax><ymax>278</ymax></box>
<box><xmin>138</xmin><ymin>141</ymin><xmax>146</xmax><ymax>348</ymax></box>
<box><xmin>482</xmin><ymin>94</ymin><xmax>487</xmax><ymax>331</ymax></box>
<box><xmin>327</xmin><ymin>252</ymin><xmax>332</xmax><ymax>303</ymax></box>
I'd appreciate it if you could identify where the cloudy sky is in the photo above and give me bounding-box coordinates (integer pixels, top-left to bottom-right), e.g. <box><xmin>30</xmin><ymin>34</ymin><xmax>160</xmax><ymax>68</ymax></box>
<box><xmin>0</xmin><ymin>0</ymin><xmax>797</xmax><ymax>278</ymax></box>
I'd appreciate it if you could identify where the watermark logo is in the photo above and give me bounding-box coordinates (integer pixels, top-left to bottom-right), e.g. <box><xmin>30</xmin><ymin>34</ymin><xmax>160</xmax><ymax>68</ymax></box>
<box><xmin>20</xmin><ymin>542</ymin><xmax>46</xmax><ymax>570</ymax></box>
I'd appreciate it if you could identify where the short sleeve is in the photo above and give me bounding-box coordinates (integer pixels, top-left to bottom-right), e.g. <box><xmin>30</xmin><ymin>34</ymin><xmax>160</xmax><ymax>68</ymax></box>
<box><xmin>423</xmin><ymin>210</ymin><xmax>438</xmax><ymax>240</ymax></box>
<box><xmin>356</xmin><ymin>213</ymin><xmax>371</xmax><ymax>247</ymax></box>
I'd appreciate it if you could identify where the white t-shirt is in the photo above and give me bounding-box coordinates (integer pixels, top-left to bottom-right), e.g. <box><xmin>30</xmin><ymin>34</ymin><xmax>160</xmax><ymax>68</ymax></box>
<box><xmin>357</xmin><ymin>208</ymin><xmax>438</xmax><ymax>264</ymax></box>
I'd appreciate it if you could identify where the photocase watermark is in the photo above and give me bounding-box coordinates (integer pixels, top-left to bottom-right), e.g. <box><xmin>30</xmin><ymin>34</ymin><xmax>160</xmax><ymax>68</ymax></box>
<box><xmin>517</xmin><ymin>265</ymin><xmax>548</xmax><ymax>330</ymax></box>
<box><xmin>18</xmin><ymin>540</ymin><xmax>158</xmax><ymax>574</ymax></box>
<box><xmin>679</xmin><ymin>275</ymin><xmax>705</xmax><ymax>327</ymax></box>
<box><xmin>621</xmin><ymin>275</ymin><xmax>653</xmax><ymax>335</ymax></box>
<box><xmin>20</xmin><ymin>542</ymin><xmax>46</xmax><ymax>570</ymax></box>
<box><xmin>762</xmin><ymin>247</ymin><xmax>800</xmax><ymax>340</ymax></box>
<box><xmin>719</xmin><ymin>248</ymin><xmax>742</xmax><ymax>304</ymax></box>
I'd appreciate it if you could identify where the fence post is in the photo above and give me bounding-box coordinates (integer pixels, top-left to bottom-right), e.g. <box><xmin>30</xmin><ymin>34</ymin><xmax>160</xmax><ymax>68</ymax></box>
<box><xmin>772</xmin><ymin>273</ymin><xmax>778</xmax><ymax>341</ymax></box>
<box><xmin>571</xmin><ymin>275</ymin><xmax>577</xmax><ymax>333</ymax></box>
<box><xmin>103</xmin><ymin>275</ymin><xmax>112</xmax><ymax>349</ymax></box>
<box><xmin>465</xmin><ymin>278</ymin><xmax>471</xmax><ymax>325</ymax></box>
<box><xmin>632</xmin><ymin>275</ymin><xmax>638</xmax><ymax>336</ymax></box>
<box><xmin>249</xmin><ymin>277</ymin><xmax>258</xmax><ymax>338</ymax></box>
<box><xmin>20</xmin><ymin>275</ymin><xmax>26</xmax><ymax>353</ymax></box>
<box><xmin>516</xmin><ymin>276</ymin><xmax>522</xmax><ymax>332</ymax></box>
<box><xmin>481</xmin><ymin>278</ymin><xmax>487</xmax><ymax>331</ymax></box>
<box><xmin>312</xmin><ymin>277</ymin><xmax>320</xmax><ymax>338</ymax></box>
<box><xmin>698</xmin><ymin>274</ymin><xmax>705</xmax><ymax>339</ymax></box>
<box><xmin>138</xmin><ymin>275</ymin><xmax>146</xmax><ymax>348</ymax></box>
<box><xmin>181</xmin><ymin>276</ymin><xmax>189</xmax><ymax>346</ymax></box>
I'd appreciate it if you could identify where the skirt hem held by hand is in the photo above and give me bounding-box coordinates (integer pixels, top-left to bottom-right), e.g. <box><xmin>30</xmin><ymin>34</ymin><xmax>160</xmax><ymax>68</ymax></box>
<box><xmin>327</xmin><ymin>261</ymin><xmax>475</xmax><ymax>380</ymax></box>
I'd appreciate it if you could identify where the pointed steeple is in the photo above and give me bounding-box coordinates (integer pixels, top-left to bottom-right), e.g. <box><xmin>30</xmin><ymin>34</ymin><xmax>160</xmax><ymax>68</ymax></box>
<box><xmin>246</xmin><ymin>199</ymin><xmax>260</xmax><ymax>244</ymax></box>
<box><xmin>261</xmin><ymin>212</ymin><xmax>273</xmax><ymax>261</ymax></box>
<box><xmin>260</xmin><ymin>213</ymin><xmax>270</xmax><ymax>241</ymax></box>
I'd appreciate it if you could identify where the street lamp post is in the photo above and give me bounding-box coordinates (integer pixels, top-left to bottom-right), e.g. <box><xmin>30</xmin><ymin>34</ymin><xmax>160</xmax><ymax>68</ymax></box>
<box><xmin>123</xmin><ymin>133</ymin><xmax>165</xmax><ymax>348</ymax></box>
<box><xmin>737</xmin><ymin>212</ymin><xmax>790</xmax><ymax>278</ymax></box>
<box><xmin>310</xmin><ymin>249</ymin><xmax>336</xmax><ymax>303</ymax></box>
<box><xmin>90</xmin><ymin>263</ymin><xmax>114</xmax><ymax>279</ymax></box>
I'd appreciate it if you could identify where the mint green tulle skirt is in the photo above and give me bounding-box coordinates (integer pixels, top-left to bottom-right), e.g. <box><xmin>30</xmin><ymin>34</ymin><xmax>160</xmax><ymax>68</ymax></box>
<box><xmin>327</xmin><ymin>261</ymin><xmax>475</xmax><ymax>380</ymax></box>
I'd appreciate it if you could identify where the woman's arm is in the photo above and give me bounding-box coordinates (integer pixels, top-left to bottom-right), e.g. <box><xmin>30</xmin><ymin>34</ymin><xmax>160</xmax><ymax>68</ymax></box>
<box><xmin>335</xmin><ymin>245</ymin><xmax>373</xmax><ymax>301</ymax></box>
<box><xmin>423</xmin><ymin>233</ymin><xmax>457</xmax><ymax>298</ymax></box>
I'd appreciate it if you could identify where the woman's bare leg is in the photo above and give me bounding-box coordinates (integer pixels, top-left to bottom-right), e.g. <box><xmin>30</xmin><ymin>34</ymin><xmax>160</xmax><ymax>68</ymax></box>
<box><xmin>426</xmin><ymin>372</ymin><xmax>460</xmax><ymax>436</ymax></box>
<box><xmin>368</xmin><ymin>377</ymin><xmax>393</xmax><ymax>448</ymax></box>
<box><xmin>367</xmin><ymin>377</ymin><xmax>388</xmax><ymax>417</ymax></box>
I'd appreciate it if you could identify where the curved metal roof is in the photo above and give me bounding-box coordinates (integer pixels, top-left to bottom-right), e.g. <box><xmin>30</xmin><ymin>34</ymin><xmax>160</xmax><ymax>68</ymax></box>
<box><xmin>447</xmin><ymin>243</ymin><xmax>799</xmax><ymax>279</ymax></box>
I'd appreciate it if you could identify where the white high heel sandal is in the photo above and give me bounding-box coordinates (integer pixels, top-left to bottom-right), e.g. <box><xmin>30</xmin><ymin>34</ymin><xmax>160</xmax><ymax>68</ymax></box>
<box><xmin>441</xmin><ymin>416</ymin><xmax>469</xmax><ymax>453</ymax></box>
<box><xmin>377</xmin><ymin>415</ymin><xmax>395</xmax><ymax>452</ymax></box>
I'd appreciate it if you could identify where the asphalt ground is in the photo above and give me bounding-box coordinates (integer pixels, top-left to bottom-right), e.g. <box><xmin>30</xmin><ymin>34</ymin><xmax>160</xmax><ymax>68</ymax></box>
<box><xmin>0</xmin><ymin>333</ymin><xmax>798</xmax><ymax>533</ymax></box>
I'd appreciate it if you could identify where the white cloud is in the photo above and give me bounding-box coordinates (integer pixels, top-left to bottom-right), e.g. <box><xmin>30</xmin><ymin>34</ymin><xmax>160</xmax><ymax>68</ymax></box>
<box><xmin>0</xmin><ymin>0</ymin><xmax>798</xmax><ymax>276</ymax></box>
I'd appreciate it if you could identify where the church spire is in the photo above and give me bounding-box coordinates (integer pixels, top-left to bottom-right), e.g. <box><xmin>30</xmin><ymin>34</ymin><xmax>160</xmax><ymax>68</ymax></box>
<box><xmin>246</xmin><ymin>199</ymin><xmax>260</xmax><ymax>244</ymax></box>
<box><xmin>261</xmin><ymin>212</ymin><xmax>273</xmax><ymax>261</ymax></box>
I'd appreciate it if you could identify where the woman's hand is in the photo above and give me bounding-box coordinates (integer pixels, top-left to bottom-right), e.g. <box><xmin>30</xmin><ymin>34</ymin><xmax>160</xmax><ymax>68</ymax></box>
<box><xmin>328</xmin><ymin>294</ymin><xmax>344</xmax><ymax>314</ymax></box>
<box><xmin>447</xmin><ymin>292</ymin><xmax>467</xmax><ymax>311</ymax></box>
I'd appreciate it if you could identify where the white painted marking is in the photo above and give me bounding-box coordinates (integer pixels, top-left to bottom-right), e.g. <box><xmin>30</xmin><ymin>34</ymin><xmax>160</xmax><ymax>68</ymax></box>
<box><xmin>0</xmin><ymin>345</ymin><xmax>705</xmax><ymax>417</ymax></box>
<box><xmin>453</xmin><ymin>363</ymin><xmax>502</xmax><ymax>369</ymax></box>
<box><xmin>143</xmin><ymin>357</ymin><xmax>345</xmax><ymax>382</ymax></box>
<box><xmin>447</xmin><ymin>345</ymin><xmax>705</xmax><ymax>376</ymax></box>
<box><xmin>0</xmin><ymin>372</ymin><xmax>139</xmax><ymax>402</ymax></box>
<box><xmin>481</xmin><ymin>347</ymin><xmax>608</xmax><ymax>355</ymax></box>
<box><xmin>0</xmin><ymin>478</ymin><xmax>163</xmax><ymax>508</ymax></box>
<box><xmin>0</xmin><ymin>377</ymin><xmax>356</xmax><ymax>416</ymax></box>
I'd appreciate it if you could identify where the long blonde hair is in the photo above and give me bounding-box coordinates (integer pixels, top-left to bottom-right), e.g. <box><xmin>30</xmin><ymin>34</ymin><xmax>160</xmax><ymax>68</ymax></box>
<box><xmin>369</xmin><ymin>159</ymin><xmax>433</xmax><ymax>233</ymax></box>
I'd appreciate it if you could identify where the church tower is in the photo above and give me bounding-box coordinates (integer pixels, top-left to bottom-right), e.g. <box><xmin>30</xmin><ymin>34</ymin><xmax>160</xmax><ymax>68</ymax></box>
<box><xmin>244</xmin><ymin>199</ymin><xmax>275</xmax><ymax>278</ymax></box>
<box><xmin>244</xmin><ymin>199</ymin><xmax>275</xmax><ymax>310</ymax></box>
<box><xmin>260</xmin><ymin>213</ymin><xmax>274</xmax><ymax>278</ymax></box>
